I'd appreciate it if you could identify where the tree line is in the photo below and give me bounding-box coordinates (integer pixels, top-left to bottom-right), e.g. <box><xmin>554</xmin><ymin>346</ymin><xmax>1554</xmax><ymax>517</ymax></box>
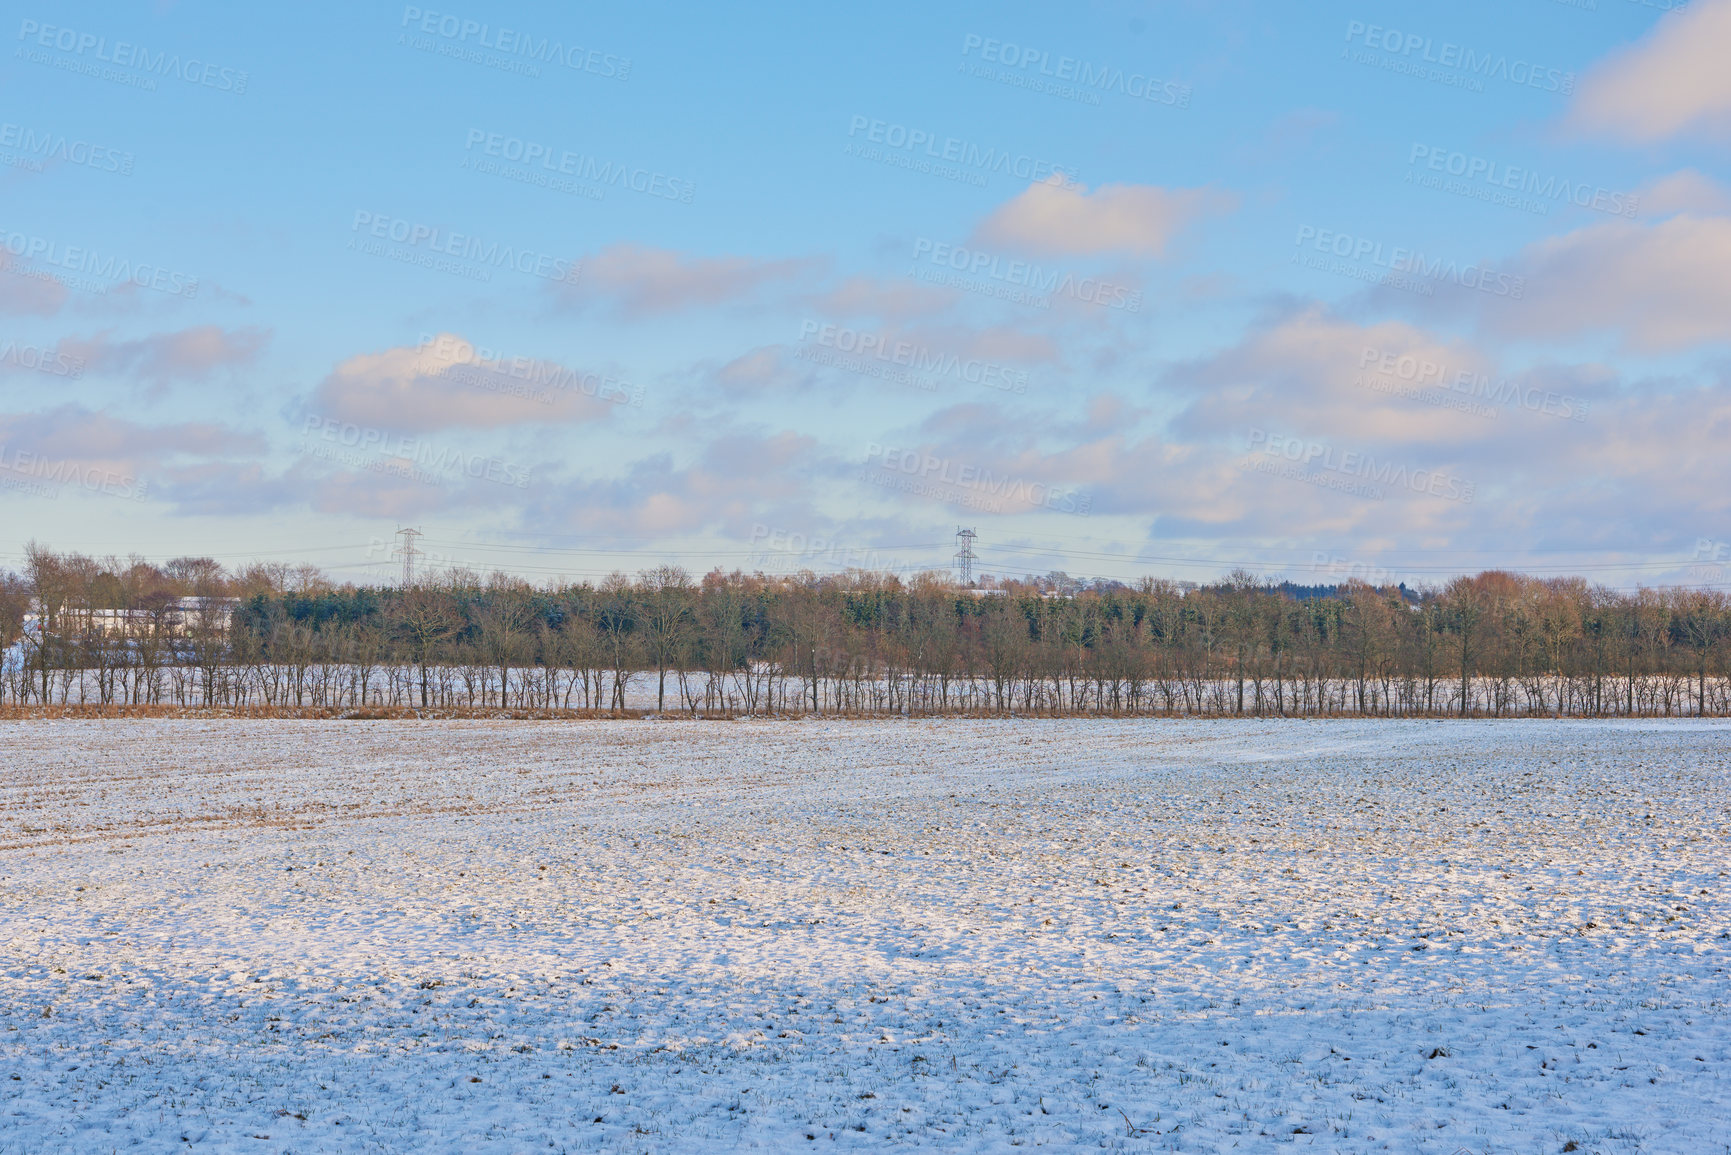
<box><xmin>4</xmin><ymin>544</ymin><xmax>1730</xmax><ymax>716</ymax></box>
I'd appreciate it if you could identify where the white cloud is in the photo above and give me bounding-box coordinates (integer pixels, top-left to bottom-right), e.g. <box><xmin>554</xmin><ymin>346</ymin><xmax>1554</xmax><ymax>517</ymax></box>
<box><xmin>1482</xmin><ymin>215</ymin><xmax>1731</xmax><ymax>351</ymax></box>
<box><xmin>552</xmin><ymin>245</ymin><xmax>822</xmax><ymax>317</ymax></box>
<box><xmin>1636</xmin><ymin>170</ymin><xmax>1731</xmax><ymax>217</ymax></box>
<box><xmin>522</xmin><ymin>430</ymin><xmax>823</xmax><ymax>537</ymax></box>
<box><xmin>63</xmin><ymin>325</ymin><xmax>270</xmax><ymax>386</ymax></box>
<box><xmin>1571</xmin><ymin>0</ymin><xmax>1731</xmax><ymax>142</ymax></box>
<box><xmin>311</xmin><ymin>335</ymin><xmax>622</xmax><ymax>432</ymax></box>
<box><xmin>974</xmin><ymin>176</ymin><xmax>1233</xmax><ymax>258</ymax></box>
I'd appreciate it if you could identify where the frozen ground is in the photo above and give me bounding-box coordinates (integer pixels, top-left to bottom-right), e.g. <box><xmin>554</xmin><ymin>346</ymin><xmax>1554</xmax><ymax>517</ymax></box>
<box><xmin>1</xmin><ymin>719</ymin><xmax>1727</xmax><ymax>1153</ymax></box>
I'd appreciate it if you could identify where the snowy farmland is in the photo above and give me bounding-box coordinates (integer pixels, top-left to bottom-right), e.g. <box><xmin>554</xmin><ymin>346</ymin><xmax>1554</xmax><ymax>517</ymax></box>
<box><xmin>1</xmin><ymin>720</ymin><xmax>1728</xmax><ymax>1152</ymax></box>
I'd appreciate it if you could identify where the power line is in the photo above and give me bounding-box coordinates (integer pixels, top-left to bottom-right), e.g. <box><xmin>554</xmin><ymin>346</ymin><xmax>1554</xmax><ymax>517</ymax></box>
<box><xmin>4</xmin><ymin>534</ymin><xmax>1725</xmax><ymax>592</ymax></box>
<box><xmin>415</xmin><ymin>538</ymin><xmax>953</xmax><ymax>559</ymax></box>
<box><xmin>970</xmin><ymin>543</ymin><xmax>1706</xmax><ymax>576</ymax></box>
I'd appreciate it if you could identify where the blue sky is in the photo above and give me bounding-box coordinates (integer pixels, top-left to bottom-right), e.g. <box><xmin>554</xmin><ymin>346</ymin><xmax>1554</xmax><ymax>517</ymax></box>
<box><xmin>4</xmin><ymin>0</ymin><xmax>1729</xmax><ymax>589</ymax></box>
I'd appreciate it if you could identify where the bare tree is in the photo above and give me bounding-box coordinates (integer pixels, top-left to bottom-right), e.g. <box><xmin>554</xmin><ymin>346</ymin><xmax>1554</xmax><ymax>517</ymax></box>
<box><xmin>597</xmin><ymin>573</ymin><xmax>640</xmax><ymax>713</ymax></box>
<box><xmin>476</xmin><ymin>575</ymin><xmax>535</xmax><ymax>707</ymax></box>
<box><xmin>637</xmin><ymin>565</ymin><xmax>693</xmax><ymax>713</ymax></box>
<box><xmin>390</xmin><ymin>586</ymin><xmax>462</xmax><ymax>707</ymax></box>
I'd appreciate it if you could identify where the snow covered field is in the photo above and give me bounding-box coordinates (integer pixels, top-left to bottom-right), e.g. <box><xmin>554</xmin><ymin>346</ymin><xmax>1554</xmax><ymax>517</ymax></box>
<box><xmin>1</xmin><ymin>719</ymin><xmax>1727</xmax><ymax>1153</ymax></box>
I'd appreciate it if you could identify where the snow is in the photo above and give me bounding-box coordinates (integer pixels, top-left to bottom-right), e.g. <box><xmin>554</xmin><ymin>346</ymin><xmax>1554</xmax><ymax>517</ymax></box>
<box><xmin>2</xmin><ymin>718</ymin><xmax>1728</xmax><ymax>1152</ymax></box>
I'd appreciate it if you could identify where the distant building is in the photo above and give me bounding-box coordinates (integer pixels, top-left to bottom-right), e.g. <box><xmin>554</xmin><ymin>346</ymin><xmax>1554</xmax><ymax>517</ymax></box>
<box><xmin>24</xmin><ymin>596</ymin><xmax>241</xmax><ymax>640</ymax></box>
